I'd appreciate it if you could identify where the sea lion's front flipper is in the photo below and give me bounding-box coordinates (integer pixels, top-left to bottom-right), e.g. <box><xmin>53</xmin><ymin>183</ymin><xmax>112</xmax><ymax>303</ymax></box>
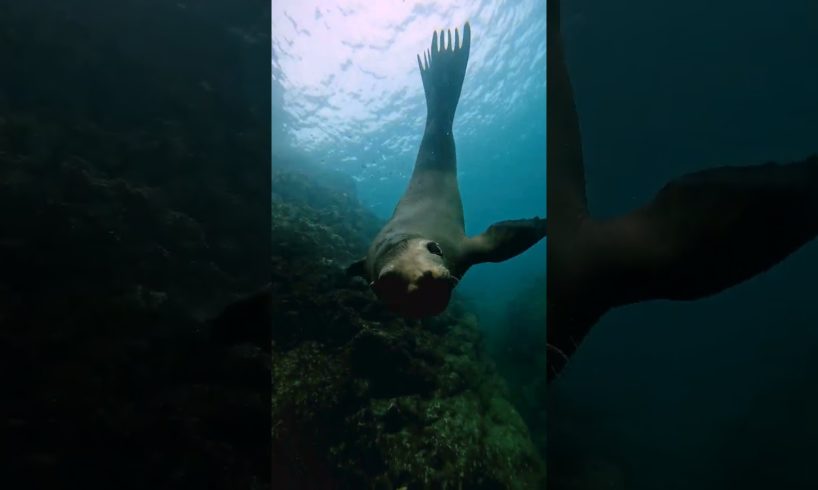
<box><xmin>345</xmin><ymin>258</ymin><xmax>367</xmax><ymax>278</ymax></box>
<box><xmin>548</xmin><ymin>0</ymin><xmax>588</xmax><ymax>234</ymax></box>
<box><xmin>593</xmin><ymin>155</ymin><xmax>818</xmax><ymax>307</ymax></box>
<box><xmin>465</xmin><ymin>217</ymin><xmax>547</xmax><ymax>265</ymax></box>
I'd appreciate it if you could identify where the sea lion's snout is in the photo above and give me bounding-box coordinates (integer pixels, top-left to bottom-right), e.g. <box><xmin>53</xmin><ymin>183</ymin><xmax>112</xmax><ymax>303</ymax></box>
<box><xmin>373</xmin><ymin>266</ymin><xmax>456</xmax><ymax>318</ymax></box>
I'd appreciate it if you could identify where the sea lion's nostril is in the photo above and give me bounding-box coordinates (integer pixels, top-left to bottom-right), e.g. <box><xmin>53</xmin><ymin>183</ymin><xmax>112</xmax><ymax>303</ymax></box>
<box><xmin>427</xmin><ymin>242</ymin><xmax>443</xmax><ymax>256</ymax></box>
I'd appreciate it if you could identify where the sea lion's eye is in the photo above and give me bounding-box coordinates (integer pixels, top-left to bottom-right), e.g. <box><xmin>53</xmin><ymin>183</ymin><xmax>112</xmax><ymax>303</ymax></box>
<box><xmin>427</xmin><ymin>241</ymin><xmax>443</xmax><ymax>256</ymax></box>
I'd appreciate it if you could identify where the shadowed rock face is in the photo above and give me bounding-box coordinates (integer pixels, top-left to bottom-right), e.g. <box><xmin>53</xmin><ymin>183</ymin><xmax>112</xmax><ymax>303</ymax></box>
<box><xmin>1</xmin><ymin>0</ymin><xmax>271</xmax><ymax>487</ymax></box>
<box><xmin>486</xmin><ymin>277</ymin><xmax>548</xmax><ymax>453</ymax></box>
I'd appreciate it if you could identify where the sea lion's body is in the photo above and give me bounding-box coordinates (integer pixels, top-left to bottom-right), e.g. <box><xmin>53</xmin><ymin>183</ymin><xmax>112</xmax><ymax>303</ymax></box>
<box><xmin>547</xmin><ymin>0</ymin><xmax>818</xmax><ymax>380</ymax></box>
<box><xmin>364</xmin><ymin>126</ymin><xmax>468</xmax><ymax>282</ymax></box>
<box><xmin>353</xmin><ymin>24</ymin><xmax>547</xmax><ymax>318</ymax></box>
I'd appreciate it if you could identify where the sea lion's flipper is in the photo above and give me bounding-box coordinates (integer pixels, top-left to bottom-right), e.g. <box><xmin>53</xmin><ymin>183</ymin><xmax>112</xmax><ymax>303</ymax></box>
<box><xmin>593</xmin><ymin>155</ymin><xmax>818</xmax><ymax>307</ymax></box>
<box><xmin>346</xmin><ymin>258</ymin><xmax>367</xmax><ymax>277</ymax></box>
<box><xmin>417</xmin><ymin>22</ymin><xmax>471</xmax><ymax>130</ymax></box>
<box><xmin>548</xmin><ymin>0</ymin><xmax>588</xmax><ymax>233</ymax></box>
<box><xmin>466</xmin><ymin>217</ymin><xmax>547</xmax><ymax>265</ymax></box>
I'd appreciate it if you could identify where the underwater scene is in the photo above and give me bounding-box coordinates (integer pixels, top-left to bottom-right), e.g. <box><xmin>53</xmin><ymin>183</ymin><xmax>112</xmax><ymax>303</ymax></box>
<box><xmin>272</xmin><ymin>0</ymin><xmax>548</xmax><ymax>487</ymax></box>
<box><xmin>3</xmin><ymin>0</ymin><xmax>818</xmax><ymax>488</ymax></box>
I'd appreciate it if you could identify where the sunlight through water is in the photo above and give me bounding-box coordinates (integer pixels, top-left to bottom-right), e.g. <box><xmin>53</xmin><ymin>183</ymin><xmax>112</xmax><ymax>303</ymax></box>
<box><xmin>273</xmin><ymin>0</ymin><xmax>545</xmax><ymax>213</ymax></box>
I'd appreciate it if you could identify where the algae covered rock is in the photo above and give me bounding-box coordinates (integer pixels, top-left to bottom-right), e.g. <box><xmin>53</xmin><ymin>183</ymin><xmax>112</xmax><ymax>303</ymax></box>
<box><xmin>270</xmin><ymin>165</ymin><xmax>545</xmax><ymax>488</ymax></box>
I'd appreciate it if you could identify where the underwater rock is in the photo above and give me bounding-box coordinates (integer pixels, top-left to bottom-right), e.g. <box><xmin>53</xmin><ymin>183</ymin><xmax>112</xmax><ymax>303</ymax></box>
<box><xmin>349</xmin><ymin>326</ymin><xmax>439</xmax><ymax>398</ymax></box>
<box><xmin>268</xmin><ymin>168</ymin><xmax>545</xmax><ymax>488</ymax></box>
<box><xmin>488</xmin><ymin>275</ymin><xmax>549</xmax><ymax>456</ymax></box>
<box><xmin>273</xmin><ymin>146</ymin><xmax>358</xmax><ymax>200</ymax></box>
<box><xmin>0</xmin><ymin>0</ymin><xmax>270</xmax><ymax>487</ymax></box>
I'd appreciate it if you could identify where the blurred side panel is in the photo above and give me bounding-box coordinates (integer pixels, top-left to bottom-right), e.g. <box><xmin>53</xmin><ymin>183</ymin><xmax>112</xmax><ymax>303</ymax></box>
<box><xmin>0</xmin><ymin>0</ymin><xmax>271</xmax><ymax>488</ymax></box>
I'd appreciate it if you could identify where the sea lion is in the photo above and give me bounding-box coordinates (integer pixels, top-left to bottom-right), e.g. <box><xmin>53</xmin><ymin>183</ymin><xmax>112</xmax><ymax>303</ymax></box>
<box><xmin>548</xmin><ymin>0</ymin><xmax>818</xmax><ymax>380</ymax></box>
<box><xmin>348</xmin><ymin>23</ymin><xmax>547</xmax><ymax>318</ymax></box>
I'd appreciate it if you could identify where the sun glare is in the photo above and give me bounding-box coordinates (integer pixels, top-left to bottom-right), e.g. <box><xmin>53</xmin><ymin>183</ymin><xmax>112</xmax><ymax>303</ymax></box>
<box><xmin>273</xmin><ymin>0</ymin><xmax>544</xmax><ymax>174</ymax></box>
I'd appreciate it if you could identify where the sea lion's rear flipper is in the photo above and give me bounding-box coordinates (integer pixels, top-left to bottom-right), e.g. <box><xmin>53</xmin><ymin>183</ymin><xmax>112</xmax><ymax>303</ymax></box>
<box><xmin>593</xmin><ymin>155</ymin><xmax>818</xmax><ymax>307</ymax></box>
<box><xmin>465</xmin><ymin>217</ymin><xmax>547</xmax><ymax>265</ymax></box>
<box><xmin>417</xmin><ymin>22</ymin><xmax>471</xmax><ymax>129</ymax></box>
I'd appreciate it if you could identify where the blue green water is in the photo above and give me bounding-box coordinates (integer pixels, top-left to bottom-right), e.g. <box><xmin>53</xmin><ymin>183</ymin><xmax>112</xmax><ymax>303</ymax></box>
<box><xmin>555</xmin><ymin>0</ymin><xmax>818</xmax><ymax>488</ymax></box>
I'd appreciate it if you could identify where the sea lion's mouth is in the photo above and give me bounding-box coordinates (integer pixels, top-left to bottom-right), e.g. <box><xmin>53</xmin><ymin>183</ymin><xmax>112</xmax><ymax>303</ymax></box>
<box><xmin>372</xmin><ymin>269</ymin><xmax>456</xmax><ymax>318</ymax></box>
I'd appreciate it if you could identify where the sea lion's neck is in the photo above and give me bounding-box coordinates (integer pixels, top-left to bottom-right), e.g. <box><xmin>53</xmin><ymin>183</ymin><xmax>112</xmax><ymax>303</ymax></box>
<box><xmin>394</xmin><ymin>116</ymin><xmax>465</xmax><ymax>226</ymax></box>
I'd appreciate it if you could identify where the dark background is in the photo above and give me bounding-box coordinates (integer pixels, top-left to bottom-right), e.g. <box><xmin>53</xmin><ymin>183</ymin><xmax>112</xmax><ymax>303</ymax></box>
<box><xmin>0</xmin><ymin>1</ymin><xmax>271</xmax><ymax>488</ymax></box>
<box><xmin>550</xmin><ymin>0</ymin><xmax>818</xmax><ymax>488</ymax></box>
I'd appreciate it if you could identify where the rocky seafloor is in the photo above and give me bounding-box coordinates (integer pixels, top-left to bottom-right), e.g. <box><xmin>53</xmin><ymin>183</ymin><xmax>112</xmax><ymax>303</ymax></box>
<box><xmin>269</xmin><ymin>162</ymin><xmax>546</xmax><ymax>489</ymax></box>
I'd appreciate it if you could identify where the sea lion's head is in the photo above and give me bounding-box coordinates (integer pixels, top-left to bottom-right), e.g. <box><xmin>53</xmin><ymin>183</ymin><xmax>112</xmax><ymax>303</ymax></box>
<box><xmin>371</xmin><ymin>237</ymin><xmax>458</xmax><ymax>318</ymax></box>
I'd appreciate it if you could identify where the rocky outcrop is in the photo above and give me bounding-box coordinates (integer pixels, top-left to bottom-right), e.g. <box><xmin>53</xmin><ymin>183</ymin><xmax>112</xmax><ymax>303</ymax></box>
<box><xmin>270</xmin><ymin>167</ymin><xmax>546</xmax><ymax>489</ymax></box>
